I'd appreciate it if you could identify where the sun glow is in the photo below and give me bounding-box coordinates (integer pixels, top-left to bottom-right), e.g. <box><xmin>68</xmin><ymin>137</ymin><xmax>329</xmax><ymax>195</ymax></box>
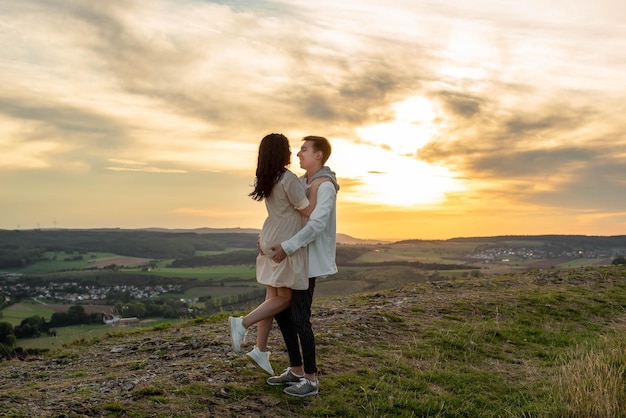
<box><xmin>357</xmin><ymin>157</ymin><xmax>462</xmax><ymax>206</ymax></box>
<box><xmin>333</xmin><ymin>96</ymin><xmax>465</xmax><ymax>207</ymax></box>
<box><xmin>356</xmin><ymin>96</ymin><xmax>436</xmax><ymax>156</ymax></box>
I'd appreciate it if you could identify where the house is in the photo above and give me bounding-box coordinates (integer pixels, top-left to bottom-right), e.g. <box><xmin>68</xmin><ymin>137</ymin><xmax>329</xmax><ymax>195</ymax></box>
<box><xmin>102</xmin><ymin>312</ymin><xmax>140</xmax><ymax>325</ymax></box>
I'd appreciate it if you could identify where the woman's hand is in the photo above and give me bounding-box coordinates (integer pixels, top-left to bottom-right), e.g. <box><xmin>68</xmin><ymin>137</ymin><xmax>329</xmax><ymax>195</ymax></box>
<box><xmin>257</xmin><ymin>236</ymin><xmax>264</xmax><ymax>255</ymax></box>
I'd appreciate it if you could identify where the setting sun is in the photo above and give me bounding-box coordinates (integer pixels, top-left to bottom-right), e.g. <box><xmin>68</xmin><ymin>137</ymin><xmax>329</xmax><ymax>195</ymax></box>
<box><xmin>331</xmin><ymin>96</ymin><xmax>464</xmax><ymax>207</ymax></box>
<box><xmin>357</xmin><ymin>96</ymin><xmax>437</xmax><ymax>156</ymax></box>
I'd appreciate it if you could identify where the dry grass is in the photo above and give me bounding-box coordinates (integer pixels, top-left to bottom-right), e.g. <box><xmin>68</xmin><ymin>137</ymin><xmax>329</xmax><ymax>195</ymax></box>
<box><xmin>553</xmin><ymin>336</ymin><xmax>626</xmax><ymax>418</ymax></box>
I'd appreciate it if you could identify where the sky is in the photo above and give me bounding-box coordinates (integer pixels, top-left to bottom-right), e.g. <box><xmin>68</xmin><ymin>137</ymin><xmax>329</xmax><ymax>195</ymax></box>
<box><xmin>1</xmin><ymin>0</ymin><xmax>626</xmax><ymax>240</ymax></box>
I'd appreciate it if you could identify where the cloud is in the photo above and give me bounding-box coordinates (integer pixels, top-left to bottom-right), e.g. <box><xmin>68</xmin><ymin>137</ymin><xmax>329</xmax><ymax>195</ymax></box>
<box><xmin>2</xmin><ymin>0</ymin><xmax>626</xmax><ymax>237</ymax></box>
<box><xmin>436</xmin><ymin>92</ymin><xmax>483</xmax><ymax>119</ymax></box>
<box><xmin>104</xmin><ymin>158</ymin><xmax>187</xmax><ymax>173</ymax></box>
<box><xmin>105</xmin><ymin>166</ymin><xmax>187</xmax><ymax>174</ymax></box>
<box><xmin>0</xmin><ymin>96</ymin><xmax>125</xmax><ymax>139</ymax></box>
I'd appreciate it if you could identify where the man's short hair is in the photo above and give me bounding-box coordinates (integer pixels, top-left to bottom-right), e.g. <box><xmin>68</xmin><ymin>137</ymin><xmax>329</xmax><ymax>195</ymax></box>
<box><xmin>303</xmin><ymin>136</ymin><xmax>332</xmax><ymax>165</ymax></box>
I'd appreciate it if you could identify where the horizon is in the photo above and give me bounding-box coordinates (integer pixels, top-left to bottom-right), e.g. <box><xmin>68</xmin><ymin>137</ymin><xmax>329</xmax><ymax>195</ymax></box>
<box><xmin>3</xmin><ymin>226</ymin><xmax>626</xmax><ymax>244</ymax></box>
<box><xmin>2</xmin><ymin>1</ymin><xmax>626</xmax><ymax>240</ymax></box>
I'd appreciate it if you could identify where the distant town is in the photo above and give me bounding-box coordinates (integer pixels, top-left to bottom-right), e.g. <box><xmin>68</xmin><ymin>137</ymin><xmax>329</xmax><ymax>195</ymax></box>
<box><xmin>1</xmin><ymin>273</ymin><xmax>182</xmax><ymax>304</ymax></box>
<box><xmin>469</xmin><ymin>246</ymin><xmax>615</xmax><ymax>262</ymax></box>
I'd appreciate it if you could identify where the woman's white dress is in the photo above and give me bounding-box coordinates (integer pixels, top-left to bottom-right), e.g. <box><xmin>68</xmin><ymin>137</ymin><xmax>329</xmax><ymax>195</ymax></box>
<box><xmin>256</xmin><ymin>170</ymin><xmax>309</xmax><ymax>290</ymax></box>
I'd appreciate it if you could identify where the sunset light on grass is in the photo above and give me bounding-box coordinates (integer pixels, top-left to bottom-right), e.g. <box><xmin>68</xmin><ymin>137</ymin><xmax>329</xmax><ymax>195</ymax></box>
<box><xmin>1</xmin><ymin>1</ymin><xmax>625</xmax><ymax>240</ymax></box>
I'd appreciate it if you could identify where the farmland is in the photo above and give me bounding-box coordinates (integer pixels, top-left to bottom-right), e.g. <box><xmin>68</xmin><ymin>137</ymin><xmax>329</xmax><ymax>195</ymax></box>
<box><xmin>1</xmin><ymin>229</ymin><xmax>625</xmax><ymax>350</ymax></box>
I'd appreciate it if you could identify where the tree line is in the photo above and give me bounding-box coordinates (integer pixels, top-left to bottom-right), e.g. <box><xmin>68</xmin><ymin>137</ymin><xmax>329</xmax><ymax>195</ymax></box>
<box><xmin>0</xmin><ymin>229</ymin><xmax>259</xmax><ymax>267</ymax></box>
<box><xmin>168</xmin><ymin>245</ymin><xmax>372</xmax><ymax>268</ymax></box>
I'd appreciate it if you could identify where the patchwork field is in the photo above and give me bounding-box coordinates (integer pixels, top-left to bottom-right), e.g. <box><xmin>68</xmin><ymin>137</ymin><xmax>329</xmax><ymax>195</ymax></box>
<box><xmin>3</xmin><ymin>234</ymin><xmax>622</xmax><ymax>354</ymax></box>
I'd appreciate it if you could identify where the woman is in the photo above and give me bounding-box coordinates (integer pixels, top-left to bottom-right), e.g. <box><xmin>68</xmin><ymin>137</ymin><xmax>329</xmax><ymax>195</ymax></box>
<box><xmin>229</xmin><ymin>133</ymin><xmax>319</xmax><ymax>375</ymax></box>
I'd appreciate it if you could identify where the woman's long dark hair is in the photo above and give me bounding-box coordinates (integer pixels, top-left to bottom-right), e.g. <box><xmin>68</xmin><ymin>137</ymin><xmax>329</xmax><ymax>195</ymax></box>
<box><xmin>249</xmin><ymin>133</ymin><xmax>291</xmax><ymax>201</ymax></box>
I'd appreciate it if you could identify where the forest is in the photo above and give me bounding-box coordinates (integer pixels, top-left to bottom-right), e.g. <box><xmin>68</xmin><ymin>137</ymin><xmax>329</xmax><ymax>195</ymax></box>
<box><xmin>0</xmin><ymin>229</ymin><xmax>259</xmax><ymax>268</ymax></box>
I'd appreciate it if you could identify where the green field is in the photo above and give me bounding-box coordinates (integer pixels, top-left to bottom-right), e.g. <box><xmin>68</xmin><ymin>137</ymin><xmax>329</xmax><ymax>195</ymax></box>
<box><xmin>353</xmin><ymin>240</ymin><xmax>482</xmax><ymax>264</ymax></box>
<box><xmin>15</xmin><ymin>319</ymin><xmax>183</xmax><ymax>350</ymax></box>
<box><xmin>0</xmin><ymin>300</ymin><xmax>193</xmax><ymax>352</ymax></box>
<box><xmin>194</xmin><ymin>247</ymin><xmax>255</xmax><ymax>256</ymax></box>
<box><xmin>5</xmin><ymin>251</ymin><xmax>146</xmax><ymax>274</ymax></box>
<box><xmin>0</xmin><ymin>301</ymin><xmax>56</xmax><ymax>326</ymax></box>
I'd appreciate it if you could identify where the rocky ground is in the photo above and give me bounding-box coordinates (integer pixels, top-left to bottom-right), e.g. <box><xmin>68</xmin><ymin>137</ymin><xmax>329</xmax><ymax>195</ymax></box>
<box><xmin>1</xmin><ymin>266</ymin><xmax>624</xmax><ymax>417</ymax></box>
<box><xmin>1</xmin><ymin>290</ymin><xmax>397</xmax><ymax>417</ymax></box>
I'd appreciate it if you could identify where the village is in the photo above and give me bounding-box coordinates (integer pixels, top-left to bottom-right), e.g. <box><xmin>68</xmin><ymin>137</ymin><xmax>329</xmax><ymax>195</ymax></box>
<box><xmin>0</xmin><ymin>273</ymin><xmax>182</xmax><ymax>303</ymax></box>
<box><xmin>468</xmin><ymin>246</ymin><xmax>615</xmax><ymax>262</ymax></box>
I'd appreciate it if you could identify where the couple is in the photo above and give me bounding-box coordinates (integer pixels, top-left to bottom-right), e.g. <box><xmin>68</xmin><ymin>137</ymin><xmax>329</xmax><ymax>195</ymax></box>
<box><xmin>228</xmin><ymin>133</ymin><xmax>339</xmax><ymax>398</ymax></box>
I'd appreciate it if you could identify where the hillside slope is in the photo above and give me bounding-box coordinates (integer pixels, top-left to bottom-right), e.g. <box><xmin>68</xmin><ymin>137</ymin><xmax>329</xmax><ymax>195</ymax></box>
<box><xmin>1</xmin><ymin>266</ymin><xmax>625</xmax><ymax>417</ymax></box>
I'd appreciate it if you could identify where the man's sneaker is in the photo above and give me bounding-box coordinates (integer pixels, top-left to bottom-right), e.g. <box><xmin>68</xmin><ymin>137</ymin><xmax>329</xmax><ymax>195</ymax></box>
<box><xmin>266</xmin><ymin>368</ymin><xmax>303</xmax><ymax>386</ymax></box>
<box><xmin>228</xmin><ymin>316</ymin><xmax>246</xmax><ymax>352</ymax></box>
<box><xmin>246</xmin><ymin>346</ymin><xmax>274</xmax><ymax>375</ymax></box>
<box><xmin>283</xmin><ymin>377</ymin><xmax>319</xmax><ymax>397</ymax></box>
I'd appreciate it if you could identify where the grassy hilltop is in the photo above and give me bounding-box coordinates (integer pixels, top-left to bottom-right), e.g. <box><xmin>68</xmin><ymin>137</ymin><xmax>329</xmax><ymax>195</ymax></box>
<box><xmin>1</xmin><ymin>266</ymin><xmax>625</xmax><ymax>417</ymax></box>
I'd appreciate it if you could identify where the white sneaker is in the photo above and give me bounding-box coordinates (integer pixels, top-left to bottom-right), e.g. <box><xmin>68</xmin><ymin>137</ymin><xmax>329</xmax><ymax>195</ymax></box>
<box><xmin>246</xmin><ymin>346</ymin><xmax>274</xmax><ymax>375</ymax></box>
<box><xmin>228</xmin><ymin>316</ymin><xmax>246</xmax><ymax>352</ymax></box>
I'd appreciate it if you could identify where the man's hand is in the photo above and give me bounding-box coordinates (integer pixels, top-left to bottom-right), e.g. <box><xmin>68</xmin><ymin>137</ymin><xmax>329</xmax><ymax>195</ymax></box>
<box><xmin>257</xmin><ymin>236</ymin><xmax>264</xmax><ymax>255</ymax></box>
<box><xmin>271</xmin><ymin>245</ymin><xmax>287</xmax><ymax>263</ymax></box>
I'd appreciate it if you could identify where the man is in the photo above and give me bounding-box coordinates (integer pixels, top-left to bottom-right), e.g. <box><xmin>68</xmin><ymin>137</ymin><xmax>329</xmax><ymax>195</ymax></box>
<box><xmin>267</xmin><ymin>135</ymin><xmax>339</xmax><ymax>397</ymax></box>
